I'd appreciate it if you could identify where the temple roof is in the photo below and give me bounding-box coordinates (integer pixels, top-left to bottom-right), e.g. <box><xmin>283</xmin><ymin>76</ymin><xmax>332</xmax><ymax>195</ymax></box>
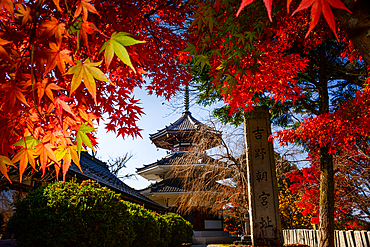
<box><xmin>139</xmin><ymin>179</ymin><xmax>185</xmax><ymax>194</ymax></box>
<box><xmin>136</xmin><ymin>151</ymin><xmax>226</xmax><ymax>181</ymax></box>
<box><xmin>136</xmin><ymin>151</ymin><xmax>217</xmax><ymax>173</ymax></box>
<box><xmin>2</xmin><ymin>152</ymin><xmax>165</xmax><ymax>211</ymax></box>
<box><xmin>149</xmin><ymin>111</ymin><xmax>221</xmax><ymax>150</ymax></box>
<box><xmin>68</xmin><ymin>152</ymin><xmax>165</xmax><ymax>210</ymax></box>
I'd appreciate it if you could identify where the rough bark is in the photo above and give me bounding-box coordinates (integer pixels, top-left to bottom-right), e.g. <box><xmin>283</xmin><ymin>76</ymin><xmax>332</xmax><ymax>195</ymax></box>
<box><xmin>334</xmin><ymin>0</ymin><xmax>370</xmax><ymax>66</ymax></box>
<box><xmin>316</xmin><ymin>59</ymin><xmax>334</xmax><ymax>247</ymax></box>
<box><xmin>318</xmin><ymin>146</ymin><xmax>335</xmax><ymax>247</ymax></box>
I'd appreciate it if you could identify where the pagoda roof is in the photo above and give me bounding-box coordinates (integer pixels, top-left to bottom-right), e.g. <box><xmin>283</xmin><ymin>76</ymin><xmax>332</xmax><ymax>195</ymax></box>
<box><xmin>139</xmin><ymin>179</ymin><xmax>185</xmax><ymax>194</ymax></box>
<box><xmin>136</xmin><ymin>151</ymin><xmax>226</xmax><ymax>181</ymax></box>
<box><xmin>149</xmin><ymin>111</ymin><xmax>221</xmax><ymax>150</ymax></box>
<box><xmin>136</xmin><ymin>151</ymin><xmax>217</xmax><ymax>173</ymax></box>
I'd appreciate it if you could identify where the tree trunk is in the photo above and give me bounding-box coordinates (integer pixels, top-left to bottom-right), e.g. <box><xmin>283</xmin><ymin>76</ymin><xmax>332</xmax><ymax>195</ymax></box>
<box><xmin>319</xmin><ymin>146</ymin><xmax>335</xmax><ymax>247</ymax></box>
<box><xmin>334</xmin><ymin>0</ymin><xmax>370</xmax><ymax>66</ymax></box>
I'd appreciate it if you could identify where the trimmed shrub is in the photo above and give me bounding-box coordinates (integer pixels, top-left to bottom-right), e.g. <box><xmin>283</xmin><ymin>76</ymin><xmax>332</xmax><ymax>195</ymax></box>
<box><xmin>126</xmin><ymin>202</ymin><xmax>160</xmax><ymax>247</ymax></box>
<box><xmin>162</xmin><ymin>212</ymin><xmax>193</xmax><ymax>247</ymax></box>
<box><xmin>154</xmin><ymin>212</ymin><xmax>171</xmax><ymax>247</ymax></box>
<box><xmin>7</xmin><ymin>180</ymin><xmax>135</xmax><ymax>247</ymax></box>
<box><xmin>7</xmin><ymin>180</ymin><xmax>194</xmax><ymax>247</ymax></box>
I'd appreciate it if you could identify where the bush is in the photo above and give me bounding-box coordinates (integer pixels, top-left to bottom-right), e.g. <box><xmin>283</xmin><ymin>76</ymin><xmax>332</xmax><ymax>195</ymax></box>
<box><xmin>7</xmin><ymin>180</ymin><xmax>193</xmax><ymax>247</ymax></box>
<box><xmin>162</xmin><ymin>212</ymin><xmax>193</xmax><ymax>247</ymax></box>
<box><xmin>7</xmin><ymin>180</ymin><xmax>135</xmax><ymax>247</ymax></box>
<box><xmin>126</xmin><ymin>202</ymin><xmax>160</xmax><ymax>247</ymax></box>
<box><xmin>154</xmin><ymin>213</ymin><xmax>171</xmax><ymax>247</ymax></box>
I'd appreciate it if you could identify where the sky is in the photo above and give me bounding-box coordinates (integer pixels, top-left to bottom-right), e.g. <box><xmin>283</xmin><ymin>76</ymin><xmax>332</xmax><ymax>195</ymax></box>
<box><xmin>95</xmin><ymin>87</ymin><xmax>215</xmax><ymax>190</ymax></box>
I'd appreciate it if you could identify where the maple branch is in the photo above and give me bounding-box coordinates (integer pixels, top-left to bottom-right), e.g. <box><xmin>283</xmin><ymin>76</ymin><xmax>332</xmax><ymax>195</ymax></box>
<box><xmin>143</xmin><ymin>1</ymin><xmax>174</xmax><ymax>19</ymax></box>
<box><xmin>145</xmin><ymin>17</ymin><xmax>163</xmax><ymax>59</ymax></box>
<box><xmin>0</xmin><ymin>20</ymin><xmax>10</xmax><ymax>34</ymax></box>
<box><xmin>334</xmin><ymin>0</ymin><xmax>370</xmax><ymax>66</ymax></box>
<box><xmin>355</xmin><ymin>143</ymin><xmax>370</xmax><ymax>160</ymax></box>
<box><xmin>298</xmin><ymin>97</ymin><xmax>320</xmax><ymax>115</ymax></box>
<box><xmin>300</xmin><ymin>71</ymin><xmax>320</xmax><ymax>90</ymax></box>
<box><xmin>286</xmin><ymin>108</ymin><xmax>301</xmax><ymax>124</ymax></box>
<box><xmin>64</xmin><ymin>0</ymin><xmax>72</xmax><ymax>17</ymax></box>
<box><xmin>29</xmin><ymin>0</ymin><xmax>43</xmax><ymax>112</ymax></box>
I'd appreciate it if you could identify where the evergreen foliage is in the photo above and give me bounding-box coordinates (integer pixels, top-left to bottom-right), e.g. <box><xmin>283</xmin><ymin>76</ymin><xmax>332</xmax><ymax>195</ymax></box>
<box><xmin>7</xmin><ymin>180</ymin><xmax>193</xmax><ymax>247</ymax></box>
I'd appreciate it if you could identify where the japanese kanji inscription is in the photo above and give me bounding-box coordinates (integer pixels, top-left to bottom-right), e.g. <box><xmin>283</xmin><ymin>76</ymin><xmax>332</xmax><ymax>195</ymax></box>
<box><xmin>244</xmin><ymin>106</ymin><xmax>283</xmax><ymax>246</ymax></box>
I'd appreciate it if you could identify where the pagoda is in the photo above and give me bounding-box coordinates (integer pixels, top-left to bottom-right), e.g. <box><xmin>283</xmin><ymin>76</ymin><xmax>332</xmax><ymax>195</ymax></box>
<box><xmin>136</xmin><ymin>88</ymin><xmax>225</xmax><ymax>231</ymax></box>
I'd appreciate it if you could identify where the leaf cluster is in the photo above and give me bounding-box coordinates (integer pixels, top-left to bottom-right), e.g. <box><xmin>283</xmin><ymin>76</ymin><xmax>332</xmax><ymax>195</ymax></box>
<box><xmin>0</xmin><ymin>0</ymin><xmax>191</xmax><ymax>181</ymax></box>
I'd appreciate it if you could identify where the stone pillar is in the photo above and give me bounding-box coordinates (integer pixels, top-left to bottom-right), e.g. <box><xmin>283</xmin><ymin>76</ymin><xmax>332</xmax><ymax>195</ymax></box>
<box><xmin>243</xmin><ymin>106</ymin><xmax>283</xmax><ymax>246</ymax></box>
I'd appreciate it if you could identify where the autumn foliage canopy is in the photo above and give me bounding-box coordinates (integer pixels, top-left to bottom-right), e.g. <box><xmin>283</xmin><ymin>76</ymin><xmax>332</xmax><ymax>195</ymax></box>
<box><xmin>0</xmin><ymin>0</ymin><xmax>190</xmax><ymax>182</ymax></box>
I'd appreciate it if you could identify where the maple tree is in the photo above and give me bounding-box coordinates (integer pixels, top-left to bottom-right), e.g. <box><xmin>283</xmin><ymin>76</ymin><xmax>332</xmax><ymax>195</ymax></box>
<box><xmin>286</xmin><ymin>151</ymin><xmax>370</xmax><ymax>230</ymax></box>
<box><xmin>185</xmin><ymin>0</ymin><xmax>370</xmax><ymax>246</ymax></box>
<box><xmin>236</xmin><ymin>0</ymin><xmax>370</xmax><ymax>65</ymax></box>
<box><xmin>0</xmin><ymin>0</ymin><xmax>190</xmax><ymax>182</ymax></box>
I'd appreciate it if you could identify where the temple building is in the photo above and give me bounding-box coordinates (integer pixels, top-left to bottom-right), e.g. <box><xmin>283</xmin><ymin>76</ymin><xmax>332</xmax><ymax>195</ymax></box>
<box><xmin>136</xmin><ymin>109</ymin><xmax>222</xmax><ymax>228</ymax></box>
<box><xmin>137</xmin><ymin>89</ymin><xmax>238</xmax><ymax>244</ymax></box>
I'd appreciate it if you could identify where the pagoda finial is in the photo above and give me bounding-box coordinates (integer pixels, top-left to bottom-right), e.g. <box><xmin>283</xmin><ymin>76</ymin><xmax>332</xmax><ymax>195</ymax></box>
<box><xmin>184</xmin><ymin>85</ymin><xmax>189</xmax><ymax>113</ymax></box>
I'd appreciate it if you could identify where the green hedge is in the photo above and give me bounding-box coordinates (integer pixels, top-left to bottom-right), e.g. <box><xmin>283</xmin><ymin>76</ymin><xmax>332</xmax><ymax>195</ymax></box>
<box><xmin>7</xmin><ymin>180</ymin><xmax>193</xmax><ymax>247</ymax></box>
<box><xmin>154</xmin><ymin>213</ymin><xmax>171</xmax><ymax>247</ymax></box>
<box><xmin>126</xmin><ymin>201</ymin><xmax>160</xmax><ymax>247</ymax></box>
<box><xmin>162</xmin><ymin>212</ymin><xmax>193</xmax><ymax>247</ymax></box>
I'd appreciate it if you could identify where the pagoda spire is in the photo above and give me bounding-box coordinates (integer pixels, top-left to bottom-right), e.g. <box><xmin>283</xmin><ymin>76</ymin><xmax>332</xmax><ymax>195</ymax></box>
<box><xmin>184</xmin><ymin>85</ymin><xmax>189</xmax><ymax>113</ymax></box>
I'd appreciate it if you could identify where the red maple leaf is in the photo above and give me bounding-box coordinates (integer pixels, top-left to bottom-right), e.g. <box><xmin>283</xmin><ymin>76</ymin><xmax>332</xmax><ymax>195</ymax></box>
<box><xmin>237</xmin><ymin>0</ymin><xmax>273</xmax><ymax>21</ymax></box>
<box><xmin>292</xmin><ymin>0</ymin><xmax>351</xmax><ymax>39</ymax></box>
<box><xmin>237</xmin><ymin>0</ymin><xmax>351</xmax><ymax>39</ymax></box>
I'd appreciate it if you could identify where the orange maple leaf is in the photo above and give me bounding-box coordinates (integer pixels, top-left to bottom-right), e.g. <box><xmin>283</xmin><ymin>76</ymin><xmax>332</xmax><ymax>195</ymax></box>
<box><xmin>37</xmin><ymin>79</ymin><xmax>64</xmax><ymax>103</ymax></box>
<box><xmin>11</xmin><ymin>147</ymin><xmax>36</xmax><ymax>183</ymax></box>
<box><xmin>292</xmin><ymin>0</ymin><xmax>351</xmax><ymax>39</ymax></box>
<box><xmin>42</xmin><ymin>131</ymin><xmax>57</xmax><ymax>144</ymax></box>
<box><xmin>51</xmin><ymin>0</ymin><xmax>62</xmax><ymax>11</ymax></box>
<box><xmin>0</xmin><ymin>38</ymin><xmax>11</xmax><ymax>60</ymax></box>
<box><xmin>77</xmin><ymin>20</ymin><xmax>97</xmax><ymax>50</ymax></box>
<box><xmin>43</xmin><ymin>42</ymin><xmax>73</xmax><ymax>75</ymax></box>
<box><xmin>0</xmin><ymin>155</ymin><xmax>15</xmax><ymax>183</ymax></box>
<box><xmin>15</xmin><ymin>3</ymin><xmax>31</xmax><ymax>25</ymax></box>
<box><xmin>42</xmin><ymin>131</ymin><xmax>69</xmax><ymax>146</ymax></box>
<box><xmin>46</xmin><ymin>82</ymin><xmax>64</xmax><ymax>101</ymax></box>
<box><xmin>54</xmin><ymin>96</ymin><xmax>76</xmax><ymax>123</ymax></box>
<box><xmin>0</xmin><ymin>83</ymin><xmax>30</xmax><ymax>108</ymax></box>
<box><xmin>0</xmin><ymin>0</ymin><xmax>14</xmax><ymax>16</ymax></box>
<box><xmin>34</xmin><ymin>142</ymin><xmax>58</xmax><ymax>177</ymax></box>
<box><xmin>74</xmin><ymin>0</ymin><xmax>100</xmax><ymax>21</ymax></box>
<box><xmin>40</xmin><ymin>16</ymin><xmax>67</xmax><ymax>46</ymax></box>
<box><xmin>54</xmin><ymin>162</ymin><xmax>61</xmax><ymax>179</ymax></box>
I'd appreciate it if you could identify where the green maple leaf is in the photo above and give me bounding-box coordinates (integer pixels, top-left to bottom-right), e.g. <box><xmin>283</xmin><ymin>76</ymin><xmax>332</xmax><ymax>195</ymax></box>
<box><xmin>66</xmin><ymin>58</ymin><xmax>112</xmax><ymax>103</ymax></box>
<box><xmin>55</xmin><ymin>145</ymin><xmax>80</xmax><ymax>181</ymax></box>
<box><xmin>14</xmin><ymin>136</ymin><xmax>41</xmax><ymax>149</ymax></box>
<box><xmin>76</xmin><ymin>122</ymin><xmax>95</xmax><ymax>158</ymax></box>
<box><xmin>99</xmin><ymin>32</ymin><xmax>145</xmax><ymax>72</ymax></box>
<box><xmin>194</xmin><ymin>54</ymin><xmax>210</xmax><ymax>72</ymax></box>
